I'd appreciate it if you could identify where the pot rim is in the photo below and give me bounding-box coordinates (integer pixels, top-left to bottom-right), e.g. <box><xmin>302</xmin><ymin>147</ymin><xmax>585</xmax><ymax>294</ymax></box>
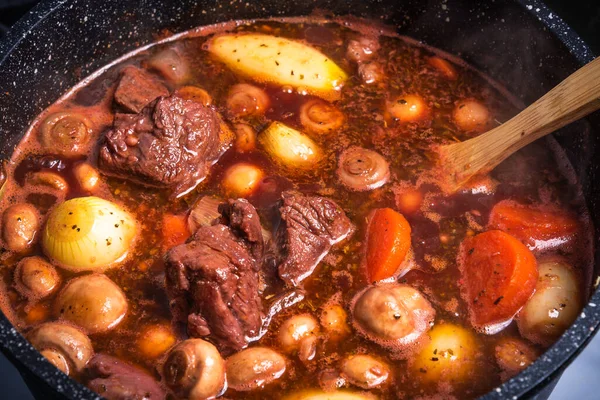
<box><xmin>0</xmin><ymin>1</ymin><xmax>597</xmax><ymax>399</ymax></box>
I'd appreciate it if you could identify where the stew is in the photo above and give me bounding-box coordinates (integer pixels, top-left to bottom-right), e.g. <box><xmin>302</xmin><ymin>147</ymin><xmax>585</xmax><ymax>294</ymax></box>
<box><xmin>0</xmin><ymin>17</ymin><xmax>593</xmax><ymax>400</ymax></box>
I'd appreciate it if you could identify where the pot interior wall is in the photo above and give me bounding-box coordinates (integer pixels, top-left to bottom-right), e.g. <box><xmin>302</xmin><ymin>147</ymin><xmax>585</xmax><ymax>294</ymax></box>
<box><xmin>0</xmin><ymin>0</ymin><xmax>598</xmax><ymax>399</ymax></box>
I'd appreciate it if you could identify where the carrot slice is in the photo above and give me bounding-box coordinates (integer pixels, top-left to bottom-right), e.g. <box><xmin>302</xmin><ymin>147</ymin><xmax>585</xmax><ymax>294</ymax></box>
<box><xmin>488</xmin><ymin>200</ymin><xmax>579</xmax><ymax>251</ymax></box>
<box><xmin>428</xmin><ymin>56</ymin><xmax>458</xmax><ymax>80</ymax></box>
<box><xmin>161</xmin><ymin>213</ymin><xmax>191</xmax><ymax>250</ymax></box>
<box><xmin>459</xmin><ymin>230</ymin><xmax>538</xmax><ymax>330</ymax></box>
<box><xmin>365</xmin><ymin>208</ymin><xmax>411</xmax><ymax>282</ymax></box>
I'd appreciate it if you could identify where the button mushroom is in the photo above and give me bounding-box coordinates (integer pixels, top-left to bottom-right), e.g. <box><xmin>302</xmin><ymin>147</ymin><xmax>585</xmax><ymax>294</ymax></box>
<box><xmin>234</xmin><ymin>123</ymin><xmax>257</xmax><ymax>153</ymax></box>
<box><xmin>163</xmin><ymin>339</ymin><xmax>225</xmax><ymax>400</ymax></box>
<box><xmin>340</xmin><ymin>354</ymin><xmax>390</xmax><ymax>389</ymax></box>
<box><xmin>226</xmin><ymin>83</ymin><xmax>270</xmax><ymax>118</ymax></box>
<box><xmin>299</xmin><ymin>99</ymin><xmax>345</xmax><ymax>135</ymax></box>
<box><xmin>27</xmin><ymin>322</ymin><xmax>93</xmax><ymax>376</ymax></box>
<box><xmin>2</xmin><ymin>203</ymin><xmax>40</xmax><ymax>253</ymax></box>
<box><xmin>226</xmin><ymin>347</ymin><xmax>287</xmax><ymax>391</ymax></box>
<box><xmin>39</xmin><ymin>112</ymin><xmax>92</xmax><ymax>157</ymax></box>
<box><xmin>27</xmin><ymin>171</ymin><xmax>69</xmax><ymax>193</ymax></box>
<box><xmin>278</xmin><ymin>314</ymin><xmax>319</xmax><ymax>362</ymax></box>
<box><xmin>175</xmin><ymin>85</ymin><xmax>213</xmax><ymax>106</ymax></box>
<box><xmin>14</xmin><ymin>256</ymin><xmax>60</xmax><ymax>300</ymax></box>
<box><xmin>337</xmin><ymin>147</ymin><xmax>390</xmax><ymax>191</ymax></box>
<box><xmin>148</xmin><ymin>47</ymin><xmax>189</xmax><ymax>84</ymax></box>
<box><xmin>54</xmin><ymin>274</ymin><xmax>127</xmax><ymax>333</ymax></box>
<box><xmin>352</xmin><ymin>284</ymin><xmax>435</xmax><ymax>349</ymax></box>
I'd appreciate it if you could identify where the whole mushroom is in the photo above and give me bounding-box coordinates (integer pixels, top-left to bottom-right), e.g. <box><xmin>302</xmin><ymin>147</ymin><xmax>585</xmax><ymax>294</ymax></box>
<box><xmin>27</xmin><ymin>322</ymin><xmax>93</xmax><ymax>376</ymax></box>
<box><xmin>299</xmin><ymin>99</ymin><xmax>345</xmax><ymax>135</ymax></box>
<box><xmin>337</xmin><ymin>147</ymin><xmax>390</xmax><ymax>191</ymax></box>
<box><xmin>226</xmin><ymin>83</ymin><xmax>270</xmax><ymax>118</ymax></box>
<box><xmin>278</xmin><ymin>314</ymin><xmax>320</xmax><ymax>362</ymax></box>
<box><xmin>2</xmin><ymin>203</ymin><xmax>40</xmax><ymax>253</ymax></box>
<box><xmin>340</xmin><ymin>354</ymin><xmax>390</xmax><ymax>389</ymax></box>
<box><xmin>163</xmin><ymin>339</ymin><xmax>226</xmax><ymax>400</ymax></box>
<box><xmin>54</xmin><ymin>274</ymin><xmax>127</xmax><ymax>333</ymax></box>
<box><xmin>39</xmin><ymin>112</ymin><xmax>92</xmax><ymax>157</ymax></box>
<box><xmin>352</xmin><ymin>284</ymin><xmax>435</xmax><ymax>349</ymax></box>
<box><xmin>14</xmin><ymin>256</ymin><xmax>60</xmax><ymax>300</ymax></box>
<box><xmin>226</xmin><ymin>347</ymin><xmax>287</xmax><ymax>391</ymax></box>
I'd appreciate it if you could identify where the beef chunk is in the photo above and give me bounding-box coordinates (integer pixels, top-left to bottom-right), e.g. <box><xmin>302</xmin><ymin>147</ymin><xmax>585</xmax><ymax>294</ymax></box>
<box><xmin>99</xmin><ymin>95</ymin><xmax>230</xmax><ymax>196</ymax></box>
<box><xmin>166</xmin><ymin>199</ymin><xmax>264</xmax><ymax>354</ymax></box>
<box><xmin>86</xmin><ymin>354</ymin><xmax>165</xmax><ymax>400</ymax></box>
<box><xmin>219</xmin><ymin>199</ymin><xmax>264</xmax><ymax>260</ymax></box>
<box><xmin>114</xmin><ymin>66</ymin><xmax>169</xmax><ymax>113</ymax></box>
<box><xmin>275</xmin><ymin>191</ymin><xmax>353</xmax><ymax>286</ymax></box>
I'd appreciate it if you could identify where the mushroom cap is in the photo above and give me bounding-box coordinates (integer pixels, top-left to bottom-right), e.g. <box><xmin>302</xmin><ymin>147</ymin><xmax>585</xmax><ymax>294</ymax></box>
<box><xmin>27</xmin><ymin>322</ymin><xmax>93</xmax><ymax>375</ymax></box>
<box><xmin>14</xmin><ymin>256</ymin><xmax>61</xmax><ymax>300</ymax></box>
<box><xmin>337</xmin><ymin>147</ymin><xmax>390</xmax><ymax>192</ymax></box>
<box><xmin>164</xmin><ymin>338</ymin><xmax>225</xmax><ymax>400</ymax></box>
<box><xmin>352</xmin><ymin>284</ymin><xmax>435</xmax><ymax>350</ymax></box>
<box><xmin>54</xmin><ymin>274</ymin><xmax>127</xmax><ymax>333</ymax></box>
<box><xmin>226</xmin><ymin>347</ymin><xmax>287</xmax><ymax>391</ymax></box>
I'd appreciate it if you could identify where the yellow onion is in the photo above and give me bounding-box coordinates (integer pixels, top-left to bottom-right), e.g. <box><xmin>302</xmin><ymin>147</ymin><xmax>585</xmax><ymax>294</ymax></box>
<box><xmin>42</xmin><ymin>197</ymin><xmax>137</xmax><ymax>271</ymax></box>
<box><xmin>259</xmin><ymin>122</ymin><xmax>322</xmax><ymax>170</ymax></box>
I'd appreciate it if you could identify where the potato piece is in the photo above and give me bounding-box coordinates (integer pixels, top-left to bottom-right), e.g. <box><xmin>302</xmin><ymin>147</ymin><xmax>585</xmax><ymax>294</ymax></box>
<box><xmin>207</xmin><ymin>34</ymin><xmax>347</xmax><ymax>100</ymax></box>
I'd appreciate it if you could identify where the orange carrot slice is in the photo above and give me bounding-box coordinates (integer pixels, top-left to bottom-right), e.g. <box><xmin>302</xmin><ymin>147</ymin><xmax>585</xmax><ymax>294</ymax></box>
<box><xmin>488</xmin><ymin>200</ymin><xmax>579</xmax><ymax>250</ymax></box>
<box><xmin>161</xmin><ymin>213</ymin><xmax>190</xmax><ymax>250</ymax></box>
<box><xmin>365</xmin><ymin>208</ymin><xmax>411</xmax><ymax>282</ymax></box>
<box><xmin>459</xmin><ymin>230</ymin><xmax>538</xmax><ymax>330</ymax></box>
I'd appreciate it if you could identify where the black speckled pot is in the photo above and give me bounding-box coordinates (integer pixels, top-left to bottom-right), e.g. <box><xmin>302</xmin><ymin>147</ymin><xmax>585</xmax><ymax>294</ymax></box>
<box><xmin>0</xmin><ymin>0</ymin><xmax>598</xmax><ymax>399</ymax></box>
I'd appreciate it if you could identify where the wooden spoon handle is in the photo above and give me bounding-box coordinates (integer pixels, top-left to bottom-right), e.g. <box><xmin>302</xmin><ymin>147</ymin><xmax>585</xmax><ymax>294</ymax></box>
<box><xmin>444</xmin><ymin>57</ymin><xmax>600</xmax><ymax>185</ymax></box>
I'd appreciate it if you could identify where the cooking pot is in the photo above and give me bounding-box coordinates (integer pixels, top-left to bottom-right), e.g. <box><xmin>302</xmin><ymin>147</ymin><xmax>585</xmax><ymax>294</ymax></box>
<box><xmin>0</xmin><ymin>0</ymin><xmax>598</xmax><ymax>399</ymax></box>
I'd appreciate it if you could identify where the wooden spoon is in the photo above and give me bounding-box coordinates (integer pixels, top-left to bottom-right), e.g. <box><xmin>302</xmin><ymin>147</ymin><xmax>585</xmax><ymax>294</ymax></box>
<box><xmin>438</xmin><ymin>56</ymin><xmax>600</xmax><ymax>193</ymax></box>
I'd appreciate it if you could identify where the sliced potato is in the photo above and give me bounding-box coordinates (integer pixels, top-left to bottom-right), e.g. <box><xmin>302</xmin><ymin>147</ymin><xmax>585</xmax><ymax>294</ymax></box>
<box><xmin>259</xmin><ymin>122</ymin><xmax>322</xmax><ymax>170</ymax></box>
<box><xmin>207</xmin><ymin>34</ymin><xmax>347</xmax><ymax>100</ymax></box>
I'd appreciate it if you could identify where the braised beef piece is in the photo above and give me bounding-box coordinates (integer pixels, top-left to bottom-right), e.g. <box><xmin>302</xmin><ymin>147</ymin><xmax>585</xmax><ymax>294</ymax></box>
<box><xmin>165</xmin><ymin>199</ymin><xmax>264</xmax><ymax>355</ymax></box>
<box><xmin>86</xmin><ymin>354</ymin><xmax>165</xmax><ymax>400</ymax></box>
<box><xmin>99</xmin><ymin>95</ymin><xmax>230</xmax><ymax>196</ymax></box>
<box><xmin>275</xmin><ymin>191</ymin><xmax>353</xmax><ymax>286</ymax></box>
<box><xmin>114</xmin><ymin>66</ymin><xmax>169</xmax><ymax>113</ymax></box>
